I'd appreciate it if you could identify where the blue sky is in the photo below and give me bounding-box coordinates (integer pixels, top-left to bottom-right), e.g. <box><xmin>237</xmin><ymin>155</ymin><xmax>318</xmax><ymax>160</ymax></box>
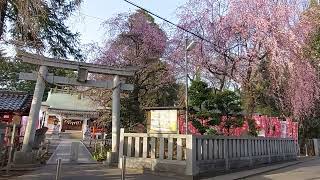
<box><xmin>67</xmin><ymin>0</ymin><xmax>187</xmax><ymax>46</ymax></box>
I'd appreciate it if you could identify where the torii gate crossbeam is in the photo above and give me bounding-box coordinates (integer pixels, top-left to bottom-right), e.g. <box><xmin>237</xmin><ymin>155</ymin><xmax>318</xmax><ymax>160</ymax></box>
<box><xmin>15</xmin><ymin>51</ymin><xmax>135</xmax><ymax>164</ymax></box>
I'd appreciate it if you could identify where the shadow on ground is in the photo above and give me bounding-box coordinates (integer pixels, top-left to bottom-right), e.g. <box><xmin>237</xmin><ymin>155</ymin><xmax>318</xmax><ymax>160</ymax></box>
<box><xmin>242</xmin><ymin>158</ymin><xmax>320</xmax><ymax>180</ymax></box>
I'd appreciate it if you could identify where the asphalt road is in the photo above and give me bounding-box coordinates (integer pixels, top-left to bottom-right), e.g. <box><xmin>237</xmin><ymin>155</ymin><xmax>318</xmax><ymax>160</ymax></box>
<box><xmin>244</xmin><ymin>158</ymin><xmax>320</xmax><ymax>180</ymax></box>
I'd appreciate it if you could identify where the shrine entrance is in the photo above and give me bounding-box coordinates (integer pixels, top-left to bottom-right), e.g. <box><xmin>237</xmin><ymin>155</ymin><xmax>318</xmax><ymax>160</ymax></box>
<box><xmin>15</xmin><ymin>50</ymin><xmax>136</xmax><ymax>164</ymax></box>
<box><xmin>62</xmin><ymin>119</ymin><xmax>83</xmax><ymax>131</ymax></box>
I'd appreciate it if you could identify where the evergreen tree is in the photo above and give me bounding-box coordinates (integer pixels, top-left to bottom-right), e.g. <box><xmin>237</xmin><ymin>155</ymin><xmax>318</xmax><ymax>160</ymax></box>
<box><xmin>0</xmin><ymin>0</ymin><xmax>82</xmax><ymax>59</ymax></box>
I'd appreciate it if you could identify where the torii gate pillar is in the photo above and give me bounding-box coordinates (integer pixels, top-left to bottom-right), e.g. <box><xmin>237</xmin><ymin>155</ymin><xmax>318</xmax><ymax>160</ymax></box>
<box><xmin>22</xmin><ymin>65</ymin><xmax>48</xmax><ymax>152</ymax></box>
<box><xmin>15</xmin><ymin>51</ymin><xmax>136</xmax><ymax>164</ymax></box>
<box><xmin>111</xmin><ymin>75</ymin><xmax>120</xmax><ymax>162</ymax></box>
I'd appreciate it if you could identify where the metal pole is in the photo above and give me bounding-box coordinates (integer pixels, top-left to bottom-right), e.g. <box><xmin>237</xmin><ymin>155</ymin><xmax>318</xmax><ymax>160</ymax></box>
<box><xmin>112</xmin><ymin>75</ymin><xmax>121</xmax><ymax>162</ymax></box>
<box><xmin>305</xmin><ymin>144</ymin><xmax>308</xmax><ymax>157</ymax></box>
<box><xmin>121</xmin><ymin>155</ymin><xmax>126</xmax><ymax>180</ymax></box>
<box><xmin>185</xmin><ymin>38</ymin><xmax>189</xmax><ymax>135</ymax></box>
<box><xmin>22</xmin><ymin>65</ymin><xmax>48</xmax><ymax>152</ymax></box>
<box><xmin>56</xmin><ymin>158</ymin><xmax>62</xmax><ymax>180</ymax></box>
<box><xmin>6</xmin><ymin>123</ymin><xmax>16</xmax><ymax>175</ymax></box>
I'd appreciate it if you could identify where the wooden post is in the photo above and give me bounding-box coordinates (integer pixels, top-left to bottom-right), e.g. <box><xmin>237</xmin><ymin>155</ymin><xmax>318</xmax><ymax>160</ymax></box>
<box><xmin>6</xmin><ymin>123</ymin><xmax>16</xmax><ymax>175</ymax></box>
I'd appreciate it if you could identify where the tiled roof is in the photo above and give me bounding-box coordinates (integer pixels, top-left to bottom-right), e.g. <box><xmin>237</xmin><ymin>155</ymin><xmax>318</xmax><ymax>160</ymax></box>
<box><xmin>0</xmin><ymin>91</ymin><xmax>33</xmax><ymax>114</ymax></box>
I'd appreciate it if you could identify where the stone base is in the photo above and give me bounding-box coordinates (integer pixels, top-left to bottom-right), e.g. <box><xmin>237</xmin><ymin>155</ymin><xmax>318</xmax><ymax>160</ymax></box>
<box><xmin>103</xmin><ymin>152</ymin><xmax>112</xmax><ymax>166</ymax></box>
<box><xmin>13</xmin><ymin>151</ymin><xmax>38</xmax><ymax>164</ymax></box>
<box><xmin>111</xmin><ymin>152</ymin><xmax>119</xmax><ymax>164</ymax></box>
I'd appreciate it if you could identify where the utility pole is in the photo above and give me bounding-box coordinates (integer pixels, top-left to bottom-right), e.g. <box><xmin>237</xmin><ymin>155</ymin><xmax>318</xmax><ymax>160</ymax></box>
<box><xmin>185</xmin><ymin>39</ymin><xmax>189</xmax><ymax>135</ymax></box>
<box><xmin>185</xmin><ymin>39</ymin><xmax>196</xmax><ymax>134</ymax></box>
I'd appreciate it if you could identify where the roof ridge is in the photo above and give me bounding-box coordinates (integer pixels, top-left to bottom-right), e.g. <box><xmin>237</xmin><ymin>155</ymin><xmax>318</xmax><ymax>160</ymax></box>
<box><xmin>0</xmin><ymin>90</ymin><xmax>30</xmax><ymax>95</ymax></box>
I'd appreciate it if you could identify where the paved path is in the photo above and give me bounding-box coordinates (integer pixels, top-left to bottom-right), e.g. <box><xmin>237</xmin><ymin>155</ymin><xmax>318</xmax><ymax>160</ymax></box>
<box><xmin>244</xmin><ymin>158</ymin><xmax>320</xmax><ymax>180</ymax></box>
<box><xmin>9</xmin><ymin>139</ymin><xmax>180</xmax><ymax>179</ymax></box>
<box><xmin>10</xmin><ymin>164</ymin><xmax>180</xmax><ymax>180</ymax></box>
<box><xmin>205</xmin><ymin>157</ymin><xmax>317</xmax><ymax>180</ymax></box>
<box><xmin>47</xmin><ymin>139</ymin><xmax>96</xmax><ymax>164</ymax></box>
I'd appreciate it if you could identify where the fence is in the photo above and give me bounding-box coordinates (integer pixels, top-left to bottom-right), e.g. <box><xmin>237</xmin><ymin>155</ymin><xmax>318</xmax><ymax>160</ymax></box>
<box><xmin>312</xmin><ymin>139</ymin><xmax>320</xmax><ymax>156</ymax></box>
<box><xmin>119</xmin><ymin>129</ymin><xmax>297</xmax><ymax>177</ymax></box>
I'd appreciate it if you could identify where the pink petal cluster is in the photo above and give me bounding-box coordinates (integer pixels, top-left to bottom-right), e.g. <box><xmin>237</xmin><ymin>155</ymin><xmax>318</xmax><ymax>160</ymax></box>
<box><xmin>169</xmin><ymin>0</ymin><xmax>319</xmax><ymax>118</ymax></box>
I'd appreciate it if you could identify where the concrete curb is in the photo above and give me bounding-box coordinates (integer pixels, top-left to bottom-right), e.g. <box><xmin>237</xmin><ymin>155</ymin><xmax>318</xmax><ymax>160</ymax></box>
<box><xmin>205</xmin><ymin>157</ymin><xmax>319</xmax><ymax>180</ymax></box>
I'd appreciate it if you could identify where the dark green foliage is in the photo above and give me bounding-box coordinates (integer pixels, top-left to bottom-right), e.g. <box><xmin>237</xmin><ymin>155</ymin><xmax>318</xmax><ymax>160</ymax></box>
<box><xmin>189</xmin><ymin>79</ymin><xmax>211</xmax><ymax>108</ymax></box>
<box><xmin>118</xmin><ymin>60</ymin><xmax>179</xmax><ymax>129</ymax></box>
<box><xmin>0</xmin><ymin>56</ymin><xmax>37</xmax><ymax>92</ymax></box>
<box><xmin>191</xmin><ymin>118</ymin><xmax>207</xmax><ymax>135</ymax></box>
<box><xmin>247</xmin><ymin>118</ymin><xmax>258</xmax><ymax>137</ymax></box>
<box><xmin>1</xmin><ymin>0</ymin><xmax>82</xmax><ymax>59</ymax></box>
<box><xmin>189</xmin><ymin>78</ymin><xmax>244</xmax><ymax>135</ymax></box>
<box><xmin>0</xmin><ymin>55</ymin><xmax>76</xmax><ymax>95</ymax></box>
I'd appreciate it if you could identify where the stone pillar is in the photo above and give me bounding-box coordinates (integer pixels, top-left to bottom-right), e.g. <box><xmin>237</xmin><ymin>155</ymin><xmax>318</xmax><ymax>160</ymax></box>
<box><xmin>22</xmin><ymin>66</ymin><xmax>48</xmax><ymax>152</ymax></box>
<box><xmin>185</xmin><ymin>135</ymin><xmax>197</xmax><ymax>176</ymax></box>
<box><xmin>314</xmin><ymin>139</ymin><xmax>320</xmax><ymax>156</ymax></box>
<box><xmin>112</xmin><ymin>75</ymin><xmax>120</xmax><ymax>163</ymax></box>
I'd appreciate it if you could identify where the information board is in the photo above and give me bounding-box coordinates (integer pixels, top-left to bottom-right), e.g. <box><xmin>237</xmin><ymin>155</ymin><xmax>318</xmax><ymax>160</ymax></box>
<box><xmin>149</xmin><ymin>110</ymin><xmax>178</xmax><ymax>133</ymax></box>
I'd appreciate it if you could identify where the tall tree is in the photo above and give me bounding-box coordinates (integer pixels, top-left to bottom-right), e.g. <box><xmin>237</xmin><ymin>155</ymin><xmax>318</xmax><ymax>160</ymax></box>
<box><xmin>0</xmin><ymin>0</ymin><xmax>82</xmax><ymax>59</ymax></box>
<box><xmin>97</xmin><ymin>10</ymin><xmax>179</xmax><ymax>128</ymax></box>
<box><xmin>170</xmin><ymin>0</ymin><xmax>319</xmax><ymax>118</ymax></box>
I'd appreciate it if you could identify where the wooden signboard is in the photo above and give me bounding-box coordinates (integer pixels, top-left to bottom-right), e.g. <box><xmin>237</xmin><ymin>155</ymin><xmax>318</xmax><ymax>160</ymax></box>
<box><xmin>147</xmin><ymin>110</ymin><xmax>178</xmax><ymax>134</ymax></box>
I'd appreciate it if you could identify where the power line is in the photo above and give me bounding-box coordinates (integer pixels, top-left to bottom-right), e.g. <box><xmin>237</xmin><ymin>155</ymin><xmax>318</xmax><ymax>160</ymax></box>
<box><xmin>78</xmin><ymin>12</ymin><xmax>105</xmax><ymax>21</ymax></box>
<box><xmin>122</xmin><ymin>0</ymin><xmax>218</xmax><ymax>47</ymax></box>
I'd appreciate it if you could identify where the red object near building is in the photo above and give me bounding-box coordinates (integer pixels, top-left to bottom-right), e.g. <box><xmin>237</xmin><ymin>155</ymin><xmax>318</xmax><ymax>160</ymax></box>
<box><xmin>179</xmin><ymin>115</ymin><xmax>298</xmax><ymax>140</ymax></box>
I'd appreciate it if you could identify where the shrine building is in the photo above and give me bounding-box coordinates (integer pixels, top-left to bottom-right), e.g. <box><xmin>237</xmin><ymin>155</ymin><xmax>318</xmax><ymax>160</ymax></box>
<box><xmin>41</xmin><ymin>88</ymin><xmax>107</xmax><ymax>139</ymax></box>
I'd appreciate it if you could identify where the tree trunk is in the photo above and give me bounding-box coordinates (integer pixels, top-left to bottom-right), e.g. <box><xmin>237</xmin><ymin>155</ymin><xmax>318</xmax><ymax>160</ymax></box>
<box><xmin>243</xmin><ymin>64</ymin><xmax>255</xmax><ymax>115</ymax></box>
<box><xmin>0</xmin><ymin>0</ymin><xmax>8</xmax><ymax>38</ymax></box>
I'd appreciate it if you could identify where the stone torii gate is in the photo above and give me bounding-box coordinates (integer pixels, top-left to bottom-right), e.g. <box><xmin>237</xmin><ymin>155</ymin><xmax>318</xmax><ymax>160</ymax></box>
<box><xmin>15</xmin><ymin>51</ymin><xmax>135</xmax><ymax>163</ymax></box>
